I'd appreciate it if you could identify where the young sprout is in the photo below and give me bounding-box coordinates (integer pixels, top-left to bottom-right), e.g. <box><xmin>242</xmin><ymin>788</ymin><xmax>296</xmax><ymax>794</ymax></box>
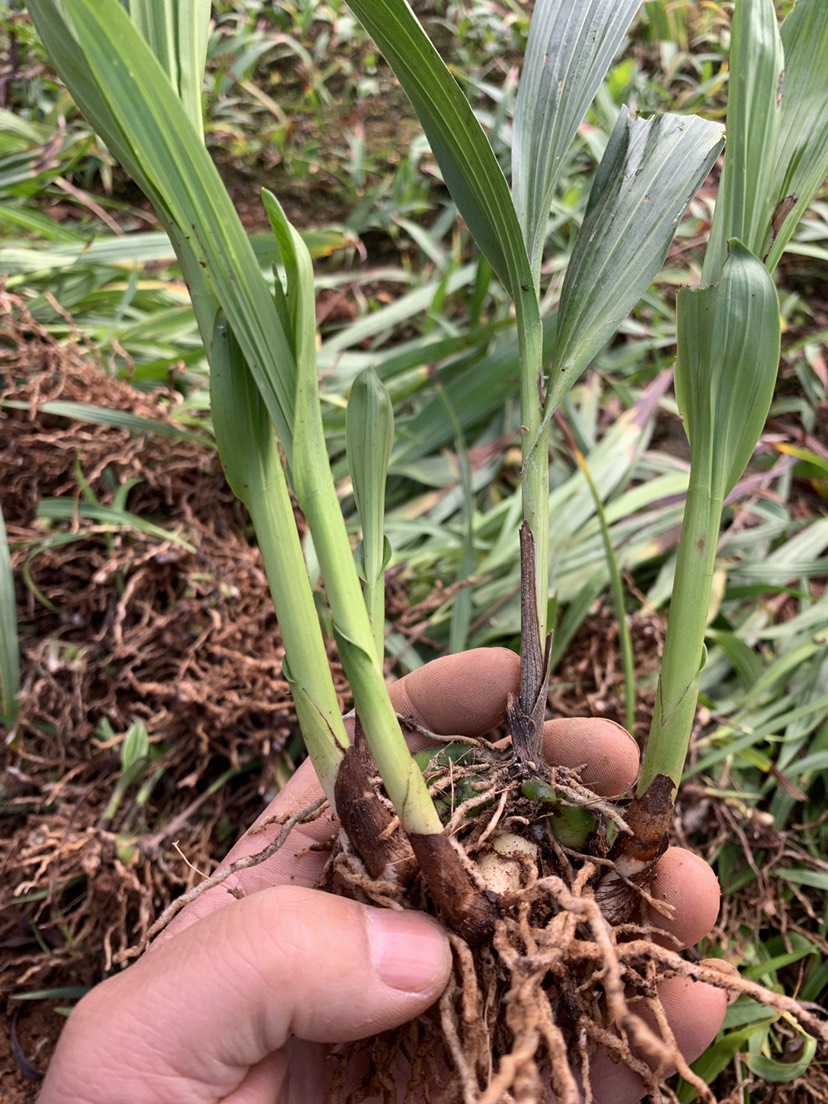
<box><xmin>638</xmin><ymin>0</ymin><xmax>828</xmax><ymax>807</ymax></box>
<box><xmin>346</xmin><ymin>367</ymin><xmax>395</xmax><ymax>664</ymax></box>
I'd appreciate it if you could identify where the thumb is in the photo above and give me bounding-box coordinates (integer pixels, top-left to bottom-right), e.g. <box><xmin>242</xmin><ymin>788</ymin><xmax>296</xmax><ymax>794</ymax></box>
<box><xmin>41</xmin><ymin>887</ymin><xmax>451</xmax><ymax>1103</ymax></box>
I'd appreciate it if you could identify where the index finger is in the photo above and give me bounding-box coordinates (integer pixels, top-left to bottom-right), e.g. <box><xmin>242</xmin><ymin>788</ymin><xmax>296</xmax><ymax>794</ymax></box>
<box><xmin>390</xmin><ymin>647</ymin><xmax>519</xmax><ymax>739</ymax></box>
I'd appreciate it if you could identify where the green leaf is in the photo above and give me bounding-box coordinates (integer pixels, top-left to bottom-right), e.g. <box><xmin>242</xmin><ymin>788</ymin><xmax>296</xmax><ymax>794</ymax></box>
<box><xmin>120</xmin><ymin>721</ymin><xmax>150</xmax><ymax>776</ymax></box>
<box><xmin>346</xmin><ymin>369</ymin><xmax>394</xmax><ymax>586</ymax></box>
<box><xmin>513</xmin><ymin>0</ymin><xmax>642</xmax><ymax>282</ymax></box>
<box><xmin>345</xmin><ymin>0</ymin><xmax>532</xmax><ymax>303</ymax></box>
<box><xmin>548</xmin><ymin>107</ymin><xmax>724</xmax><ymax>419</ymax></box>
<box><xmin>11</xmin><ymin>987</ymin><xmax>90</xmax><ymax>1002</ymax></box>
<box><xmin>347</xmin><ymin>369</ymin><xmax>395</xmax><ymax>658</ymax></box>
<box><xmin>775</xmin><ymin>868</ymin><xmax>828</xmax><ymax>892</ymax></box>
<box><xmin>126</xmin><ymin>0</ymin><xmax>211</xmax><ymax>138</ymax></box>
<box><xmin>36</xmin><ymin>499</ymin><xmax>196</xmax><ymax>552</ymax></box>
<box><xmin>28</xmin><ymin>0</ymin><xmax>298</xmax><ymax>459</ymax></box>
<box><xmin>742</xmin><ymin>937</ymin><xmax>818</xmax><ymax>981</ymax></box>
<box><xmin>746</xmin><ymin>1034</ymin><xmax>818</xmax><ymax>1083</ymax></box>
<box><xmin>676</xmin><ymin>1022</ymin><xmax>773</xmax><ymax>1103</ymax></box>
<box><xmin>261</xmin><ymin>189</ymin><xmax>316</xmax><ymax>386</ymax></box>
<box><xmin>703</xmin><ymin>0</ymin><xmax>783</xmax><ymax>284</ymax></box>
<box><xmin>706</xmin><ymin>629</ymin><xmax>765</xmax><ymax>691</ymax></box>
<box><xmin>675</xmin><ymin>241</ymin><xmax>781</xmax><ymax>499</ymax></box>
<box><xmin>209</xmin><ymin>314</ymin><xmax>273</xmax><ymax>511</ymax></box>
<box><xmin>766</xmin><ymin>0</ymin><xmax>828</xmax><ymax>271</ymax></box>
<box><xmin>0</xmin><ymin>399</ymin><xmax>206</xmax><ymax>444</ymax></box>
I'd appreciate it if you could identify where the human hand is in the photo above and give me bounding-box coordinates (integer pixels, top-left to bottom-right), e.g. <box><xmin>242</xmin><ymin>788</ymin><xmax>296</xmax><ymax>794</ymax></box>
<box><xmin>38</xmin><ymin>649</ymin><xmax>726</xmax><ymax>1104</ymax></box>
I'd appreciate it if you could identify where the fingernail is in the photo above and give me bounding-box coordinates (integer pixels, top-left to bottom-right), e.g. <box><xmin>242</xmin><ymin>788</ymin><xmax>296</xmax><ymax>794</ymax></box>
<box><xmin>367</xmin><ymin>910</ymin><xmax>450</xmax><ymax>993</ymax></box>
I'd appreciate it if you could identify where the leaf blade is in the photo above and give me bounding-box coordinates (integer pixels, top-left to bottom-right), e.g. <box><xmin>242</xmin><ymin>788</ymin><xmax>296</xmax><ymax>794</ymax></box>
<box><xmin>126</xmin><ymin>0</ymin><xmax>211</xmax><ymax>138</ymax></box>
<box><xmin>548</xmin><ymin>108</ymin><xmax>724</xmax><ymax>418</ymax></box>
<box><xmin>513</xmin><ymin>0</ymin><xmax>643</xmax><ymax>282</ymax></box>
<box><xmin>766</xmin><ymin>0</ymin><xmax>828</xmax><ymax>270</ymax></box>
<box><xmin>703</xmin><ymin>0</ymin><xmax>783</xmax><ymax>284</ymax></box>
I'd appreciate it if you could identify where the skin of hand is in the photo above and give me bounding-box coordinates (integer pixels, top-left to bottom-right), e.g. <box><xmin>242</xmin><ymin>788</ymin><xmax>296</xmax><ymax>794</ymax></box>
<box><xmin>38</xmin><ymin>648</ymin><xmax>726</xmax><ymax>1104</ymax></box>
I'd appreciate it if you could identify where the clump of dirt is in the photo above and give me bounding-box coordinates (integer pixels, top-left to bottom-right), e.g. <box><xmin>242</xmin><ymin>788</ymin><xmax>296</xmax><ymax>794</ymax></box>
<box><xmin>0</xmin><ymin>292</ymin><xmax>347</xmax><ymax>1101</ymax></box>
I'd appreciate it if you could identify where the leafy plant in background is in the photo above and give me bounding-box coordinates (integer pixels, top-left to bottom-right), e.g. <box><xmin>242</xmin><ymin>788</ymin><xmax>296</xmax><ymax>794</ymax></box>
<box><xmin>22</xmin><ymin>0</ymin><xmax>828</xmax><ymax>1098</ymax></box>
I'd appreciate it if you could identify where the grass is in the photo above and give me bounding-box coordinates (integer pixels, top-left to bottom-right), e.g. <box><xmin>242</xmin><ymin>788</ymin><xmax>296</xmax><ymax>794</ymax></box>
<box><xmin>1</xmin><ymin>0</ymin><xmax>827</xmax><ymax>1099</ymax></box>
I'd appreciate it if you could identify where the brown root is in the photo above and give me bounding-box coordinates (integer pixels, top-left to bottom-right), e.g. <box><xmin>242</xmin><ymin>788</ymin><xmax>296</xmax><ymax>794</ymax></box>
<box><xmin>336</xmin><ymin>720</ymin><xmax>418</xmax><ymax>884</ymax></box>
<box><xmin>328</xmin><ymin>824</ymin><xmax>828</xmax><ymax>1103</ymax></box>
<box><xmin>117</xmin><ymin>794</ymin><xmax>329</xmax><ymax>959</ymax></box>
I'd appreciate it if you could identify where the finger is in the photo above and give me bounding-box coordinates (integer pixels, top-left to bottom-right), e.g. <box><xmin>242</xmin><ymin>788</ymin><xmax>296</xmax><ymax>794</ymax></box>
<box><xmin>42</xmin><ymin>887</ymin><xmax>452</xmax><ymax>1104</ymax></box>
<box><xmin>590</xmin><ymin>971</ymin><xmax>728</xmax><ymax>1103</ymax></box>
<box><xmin>391</xmin><ymin>647</ymin><xmax>519</xmax><ymax>738</ymax></box>
<box><xmin>159</xmin><ymin>758</ymin><xmax>333</xmax><ymax>941</ymax></box>
<box><xmin>542</xmin><ymin>717</ymin><xmax>639</xmax><ymax>797</ymax></box>
<box><xmin>650</xmin><ymin>847</ymin><xmax>721</xmax><ymax>949</ymax></box>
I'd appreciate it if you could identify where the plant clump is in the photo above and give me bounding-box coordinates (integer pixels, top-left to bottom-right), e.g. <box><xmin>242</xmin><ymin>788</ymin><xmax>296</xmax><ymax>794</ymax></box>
<box><xmin>307</xmin><ymin>731</ymin><xmax>828</xmax><ymax>1104</ymax></box>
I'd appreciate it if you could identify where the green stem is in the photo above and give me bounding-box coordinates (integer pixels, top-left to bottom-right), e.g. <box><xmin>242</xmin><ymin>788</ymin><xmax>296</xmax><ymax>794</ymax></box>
<box><xmin>296</xmin><ymin>437</ymin><xmax>445</xmax><ymax>837</ymax></box>
<box><xmin>516</xmin><ymin>290</ymin><xmax>548</xmax><ymax>642</ymax></box>
<box><xmin>211</xmin><ymin>320</ymin><xmax>348</xmax><ymax>804</ymax></box>
<box><xmin>638</xmin><ymin>465</ymin><xmax>723</xmax><ymax>795</ymax></box>
<box><xmin>249</xmin><ymin>482</ymin><xmax>350</xmax><ymax>803</ymax></box>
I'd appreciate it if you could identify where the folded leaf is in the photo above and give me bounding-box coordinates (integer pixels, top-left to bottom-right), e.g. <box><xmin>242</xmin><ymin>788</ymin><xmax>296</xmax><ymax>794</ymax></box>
<box><xmin>548</xmin><ymin>107</ymin><xmax>724</xmax><ymax>419</ymax></box>
<box><xmin>675</xmin><ymin>241</ymin><xmax>781</xmax><ymax>499</ymax></box>
<box><xmin>703</xmin><ymin>0</ymin><xmax>783</xmax><ymax>284</ymax></box>
<box><xmin>766</xmin><ymin>0</ymin><xmax>828</xmax><ymax>270</ymax></box>
<box><xmin>513</xmin><ymin>0</ymin><xmax>642</xmax><ymax>282</ymax></box>
<box><xmin>126</xmin><ymin>0</ymin><xmax>211</xmax><ymax>138</ymax></box>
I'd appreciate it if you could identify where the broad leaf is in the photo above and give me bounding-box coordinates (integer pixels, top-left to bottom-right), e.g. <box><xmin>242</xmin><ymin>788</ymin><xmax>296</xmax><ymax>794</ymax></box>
<box><xmin>703</xmin><ymin>0</ymin><xmax>783</xmax><ymax>284</ymax></box>
<box><xmin>513</xmin><ymin>0</ymin><xmax>643</xmax><ymax>283</ymax></box>
<box><xmin>675</xmin><ymin>241</ymin><xmax>781</xmax><ymax>500</ymax></box>
<box><xmin>345</xmin><ymin>0</ymin><xmax>532</xmax><ymax>303</ymax></box>
<box><xmin>548</xmin><ymin>107</ymin><xmax>724</xmax><ymax>419</ymax></box>
<box><xmin>766</xmin><ymin>0</ymin><xmax>828</xmax><ymax>271</ymax></box>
